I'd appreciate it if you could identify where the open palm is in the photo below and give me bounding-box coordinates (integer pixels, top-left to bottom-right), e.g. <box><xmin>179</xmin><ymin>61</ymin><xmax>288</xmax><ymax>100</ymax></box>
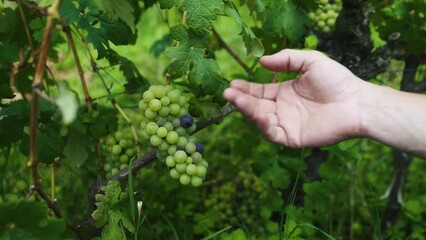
<box><xmin>223</xmin><ymin>49</ymin><xmax>365</xmax><ymax>147</ymax></box>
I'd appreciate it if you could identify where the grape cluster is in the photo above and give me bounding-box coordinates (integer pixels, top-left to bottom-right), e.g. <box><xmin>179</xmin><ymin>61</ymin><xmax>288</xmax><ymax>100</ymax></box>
<box><xmin>308</xmin><ymin>0</ymin><xmax>341</xmax><ymax>32</ymax></box>
<box><xmin>203</xmin><ymin>171</ymin><xmax>269</xmax><ymax>235</ymax></box>
<box><xmin>139</xmin><ymin>85</ymin><xmax>208</xmax><ymax>187</ymax></box>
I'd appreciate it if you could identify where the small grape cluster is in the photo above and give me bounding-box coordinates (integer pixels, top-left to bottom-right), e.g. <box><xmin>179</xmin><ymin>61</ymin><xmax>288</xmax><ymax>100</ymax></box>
<box><xmin>102</xmin><ymin>126</ymin><xmax>139</xmax><ymax>176</ymax></box>
<box><xmin>139</xmin><ymin>85</ymin><xmax>208</xmax><ymax>187</ymax></box>
<box><xmin>308</xmin><ymin>0</ymin><xmax>341</xmax><ymax>32</ymax></box>
<box><xmin>203</xmin><ymin>171</ymin><xmax>269</xmax><ymax>235</ymax></box>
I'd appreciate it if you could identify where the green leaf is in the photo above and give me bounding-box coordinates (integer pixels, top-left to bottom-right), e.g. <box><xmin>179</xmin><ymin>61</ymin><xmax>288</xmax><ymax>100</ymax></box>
<box><xmin>56</xmin><ymin>81</ymin><xmax>79</xmax><ymax>125</ymax></box>
<box><xmin>182</xmin><ymin>0</ymin><xmax>224</xmax><ymax>36</ymax></box>
<box><xmin>189</xmin><ymin>98</ymin><xmax>222</xmax><ymax>118</ymax></box>
<box><xmin>164</xmin><ymin>42</ymin><xmax>205</xmax><ymax>79</ymax></box>
<box><xmin>87</xmin><ymin>107</ymin><xmax>118</xmax><ymax>139</ymax></box>
<box><xmin>304</xmin><ymin>34</ymin><xmax>318</xmax><ymax>49</ymax></box>
<box><xmin>0</xmin><ymin>116</ymin><xmax>25</xmax><ymax>147</ymax></box>
<box><xmin>59</xmin><ymin>0</ymin><xmax>80</xmax><ymax>25</ymax></box>
<box><xmin>224</xmin><ymin>4</ymin><xmax>264</xmax><ymax>57</ymax></box>
<box><xmin>0</xmin><ymin>201</ymin><xmax>66</xmax><ymax>240</ymax></box>
<box><xmin>62</xmin><ymin>131</ymin><xmax>89</xmax><ymax>169</ymax></box>
<box><xmin>239</xmin><ymin>0</ymin><xmax>266</xmax><ymax>21</ymax></box>
<box><xmin>0</xmin><ymin>83</ymin><xmax>15</xmax><ymax>99</ymax></box>
<box><xmin>159</xmin><ymin>0</ymin><xmax>179</xmax><ymax>9</ymax></box>
<box><xmin>261</xmin><ymin>166</ymin><xmax>290</xmax><ymax>189</ymax></box>
<box><xmin>20</xmin><ymin>128</ymin><xmax>64</xmax><ymax>164</ymax></box>
<box><xmin>262</xmin><ymin>1</ymin><xmax>309</xmax><ymax>44</ymax></box>
<box><xmin>188</xmin><ymin>58</ymin><xmax>223</xmax><ymax>95</ymax></box>
<box><xmin>94</xmin><ymin>0</ymin><xmax>136</xmax><ymax>33</ymax></box>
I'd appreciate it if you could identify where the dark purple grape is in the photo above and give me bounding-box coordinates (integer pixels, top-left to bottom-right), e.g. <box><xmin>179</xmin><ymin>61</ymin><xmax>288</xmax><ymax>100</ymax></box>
<box><xmin>180</xmin><ymin>115</ymin><xmax>194</xmax><ymax>128</ymax></box>
<box><xmin>195</xmin><ymin>143</ymin><xmax>204</xmax><ymax>153</ymax></box>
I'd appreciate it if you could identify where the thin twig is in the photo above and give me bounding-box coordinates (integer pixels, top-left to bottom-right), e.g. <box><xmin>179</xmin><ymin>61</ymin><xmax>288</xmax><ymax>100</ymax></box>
<box><xmin>16</xmin><ymin>0</ymin><xmax>35</xmax><ymax>57</ymax></box>
<box><xmin>212</xmin><ymin>28</ymin><xmax>253</xmax><ymax>76</ymax></box>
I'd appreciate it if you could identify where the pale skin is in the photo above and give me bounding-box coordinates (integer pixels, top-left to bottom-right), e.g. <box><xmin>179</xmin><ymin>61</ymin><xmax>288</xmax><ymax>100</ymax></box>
<box><xmin>223</xmin><ymin>49</ymin><xmax>426</xmax><ymax>159</ymax></box>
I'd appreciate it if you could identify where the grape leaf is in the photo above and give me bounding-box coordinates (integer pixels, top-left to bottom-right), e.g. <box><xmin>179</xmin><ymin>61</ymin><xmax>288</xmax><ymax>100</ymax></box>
<box><xmin>188</xmin><ymin>58</ymin><xmax>223</xmax><ymax>95</ymax></box>
<box><xmin>224</xmin><ymin>4</ymin><xmax>264</xmax><ymax>57</ymax></box>
<box><xmin>0</xmin><ymin>201</ymin><xmax>66</xmax><ymax>240</ymax></box>
<box><xmin>0</xmin><ymin>83</ymin><xmax>15</xmax><ymax>99</ymax></box>
<box><xmin>262</xmin><ymin>1</ymin><xmax>309</xmax><ymax>44</ymax></box>
<box><xmin>59</xmin><ymin>0</ymin><xmax>80</xmax><ymax>25</ymax></box>
<box><xmin>0</xmin><ymin>116</ymin><xmax>25</xmax><ymax>147</ymax></box>
<box><xmin>164</xmin><ymin>42</ymin><xmax>205</xmax><ymax>79</ymax></box>
<box><xmin>62</xmin><ymin>131</ymin><xmax>89</xmax><ymax>169</ymax></box>
<box><xmin>87</xmin><ymin>107</ymin><xmax>119</xmax><ymax>139</ymax></box>
<box><xmin>159</xmin><ymin>0</ymin><xmax>179</xmax><ymax>9</ymax></box>
<box><xmin>150</xmin><ymin>34</ymin><xmax>172</xmax><ymax>57</ymax></box>
<box><xmin>93</xmin><ymin>0</ymin><xmax>136</xmax><ymax>33</ymax></box>
<box><xmin>239</xmin><ymin>0</ymin><xmax>266</xmax><ymax>21</ymax></box>
<box><xmin>182</xmin><ymin>0</ymin><xmax>224</xmax><ymax>36</ymax></box>
<box><xmin>56</xmin><ymin>81</ymin><xmax>79</xmax><ymax>125</ymax></box>
<box><xmin>20</xmin><ymin>127</ymin><xmax>64</xmax><ymax>164</ymax></box>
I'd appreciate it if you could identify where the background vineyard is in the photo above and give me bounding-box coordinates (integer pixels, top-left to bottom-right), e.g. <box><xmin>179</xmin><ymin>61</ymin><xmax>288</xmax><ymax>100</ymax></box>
<box><xmin>0</xmin><ymin>0</ymin><xmax>425</xmax><ymax>239</ymax></box>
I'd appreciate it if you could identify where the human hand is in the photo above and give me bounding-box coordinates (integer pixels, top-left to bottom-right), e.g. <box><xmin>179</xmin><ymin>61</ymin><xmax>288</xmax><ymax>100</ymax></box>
<box><xmin>223</xmin><ymin>49</ymin><xmax>367</xmax><ymax>148</ymax></box>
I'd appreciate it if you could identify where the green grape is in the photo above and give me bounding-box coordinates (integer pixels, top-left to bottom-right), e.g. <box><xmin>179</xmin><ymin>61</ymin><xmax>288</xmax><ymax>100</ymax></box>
<box><xmin>167</xmin><ymin>89</ymin><xmax>181</xmax><ymax>103</ymax></box>
<box><xmin>16</xmin><ymin>180</ymin><xmax>27</xmax><ymax>191</ymax></box>
<box><xmin>186</xmin><ymin>164</ymin><xmax>197</xmax><ymax>175</ymax></box>
<box><xmin>188</xmin><ymin>124</ymin><xmax>196</xmax><ymax>133</ymax></box>
<box><xmin>166</xmin><ymin>156</ymin><xmax>176</xmax><ymax>167</ymax></box>
<box><xmin>318</xmin><ymin>20</ymin><xmax>326</xmax><ymax>28</ymax></box>
<box><xmin>138</xmin><ymin>100</ymin><xmax>148</xmax><ymax>111</ymax></box>
<box><xmin>140</xmin><ymin>121</ymin><xmax>147</xmax><ymax>129</ymax></box>
<box><xmin>120</xmin><ymin>154</ymin><xmax>129</xmax><ymax>163</ymax></box>
<box><xmin>320</xmin><ymin>0</ymin><xmax>327</xmax><ymax>4</ymax></box>
<box><xmin>149</xmin><ymin>99</ymin><xmax>162</xmax><ymax>112</ymax></box>
<box><xmin>5</xmin><ymin>194</ymin><xmax>19</xmax><ymax>204</ymax></box>
<box><xmin>179</xmin><ymin>107</ymin><xmax>188</xmax><ymax>117</ymax></box>
<box><xmin>170</xmin><ymin>168</ymin><xmax>181</xmax><ymax>179</ymax></box>
<box><xmin>188</xmin><ymin>136</ymin><xmax>197</xmax><ymax>143</ymax></box>
<box><xmin>114</xmin><ymin>131</ymin><xmax>124</xmax><ymax>141</ymax></box>
<box><xmin>152</xmin><ymin>85</ymin><xmax>167</xmax><ymax>98</ymax></box>
<box><xmin>111</xmin><ymin>168</ymin><xmax>119</xmax><ymax>175</ymax></box>
<box><xmin>179</xmin><ymin>174</ymin><xmax>191</xmax><ymax>185</ymax></box>
<box><xmin>158</xmin><ymin>141</ymin><xmax>169</xmax><ymax>151</ymax></box>
<box><xmin>106</xmin><ymin>136</ymin><xmax>116</xmax><ymax>146</ymax></box>
<box><xmin>320</xmin><ymin>12</ymin><xmax>327</xmax><ymax>21</ymax></box>
<box><xmin>168</xmin><ymin>145</ymin><xmax>177</xmax><ymax>155</ymax></box>
<box><xmin>185</xmin><ymin>157</ymin><xmax>193</xmax><ymax>164</ymax></box>
<box><xmin>177</xmin><ymin>136</ymin><xmax>188</xmax><ymax>147</ymax></box>
<box><xmin>191</xmin><ymin>176</ymin><xmax>203</xmax><ymax>187</ymax></box>
<box><xmin>158</xmin><ymin>106</ymin><xmax>170</xmax><ymax>117</ymax></box>
<box><xmin>175</xmin><ymin>127</ymin><xmax>186</xmax><ymax>136</ymax></box>
<box><xmin>150</xmin><ymin>135</ymin><xmax>162</xmax><ymax>147</ymax></box>
<box><xmin>196</xmin><ymin>165</ymin><xmax>207</xmax><ymax>178</ymax></box>
<box><xmin>169</xmin><ymin>103</ymin><xmax>180</xmax><ymax>115</ymax></box>
<box><xmin>178</xmin><ymin>96</ymin><xmax>187</xmax><ymax>106</ymax></box>
<box><xmin>175</xmin><ymin>163</ymin><xmax>187</xmax><ymax>173</ymax></box>
<box><xmin>185</xmin><ymin>142</ymin><xmax>196</xmax><ymax>154</ymax></box>
<box><xmin>327</xmin><ymin>9</ymin><xmax>335</xmax><ymax>18</ymax></box>
<box><xmin>160</xmin><ymin>96</ymin><xmax>170</xmax><ymax>106</ymax></box>
<box><xmin>327</xmin><ymin>18</ymin><xmax>335</xmax><ymax>27</ymax></box>
<box><xmin>144</xmin><ymin>108</ymin><xmax>157</xmax><ymax>120</ymax></box>
<box><xmin>200</xmin><ymin>160</ymin><xmax>209</xmax><ymax>168</ymax></box>
<box><xmin>125</xmin><ymin>148</ymin><xmax>136</xmax><ymax>157</ymax></box>
<box><xmin>104</xmin><ymin>163</ymin><xmax>111</xmax><ymax>172</ymax></box>
<box><xmin>191</xmin><ymin>152</ymin><xmax>202</xmax><ymax>163</ymax></box>
<box><xmin>172</xmin><ymin>118</ymin><xmax>180</xmax><ymax>128</ymax></box>
<box><xmin>174</xmin><ymin>150</ymin><xmax>187</xmax><ymax>163</ymax></box>
<box><xmin>119</xmin><ymin>139</ymin><xmax>129</xmax><ymax>148</ymax></box>
<box><xmin>157</xmin><ymin>127</ymin><xmax>168</xmax><ymax>138</ymax></box>
<box><xmin>156</xmin><ymin>117</ymin><xmax>167</xmax><ymax>126</ymax></box>
<box><xmin>146</xmin><ymin>122</ymin><xmax>159</xmax><ymax>135</ymax></box>
<box><xmin>143</xmin><ymin>90</ymin><xmax>155</xmax><ymax>103</ymax></box>
<box><xmin>112</xmin><ymin>145</ymin><xmax>122</xmax><ymax>155</ymax></box>
<box><xmin>163</xmin><ymin>122</ymin><xmax>174</xmax><ymax>131</ymax></box>
<box><xmin>120</xmin><ymin>164</ymin><xmax>128</xmax><ymax>170</ymax></box>
<box><xmin>166</xmin><ymin>131</ymin><xmax>179</xmax><ymax>144</ymax></box>
<box><xmin>308</xmin><ymin>12</ymin><xmax>315</xmax><ymax>20</ymax></box>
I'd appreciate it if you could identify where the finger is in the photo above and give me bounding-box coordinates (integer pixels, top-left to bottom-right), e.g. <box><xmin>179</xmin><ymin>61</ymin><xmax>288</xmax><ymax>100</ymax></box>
<box><xmin>229</xmin><ymin>79</ymin><xmax>280</xmax><ymax>100</ymax></box>
<box><xmin>223</xmin><ymin>88</ymin><xmax>275</xmax><ymax>119</ymax></box>
<box><xmin>256</xmin><ymin>114</ymin><xmax>289</xmax><ymax>145</ymax></box>
<box><xmin>260</xmin><ymin>49</ymin><xmax>325</xmax><ymax>73</ymax></box>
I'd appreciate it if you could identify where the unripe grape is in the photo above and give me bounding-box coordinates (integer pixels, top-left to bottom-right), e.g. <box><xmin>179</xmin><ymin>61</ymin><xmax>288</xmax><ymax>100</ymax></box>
<box><xmin>167</xmin><ymin>89</ymin><xmax>181</xmax><ymax>103</ymax></box>
<box><xmin>327</xmin><ymin>18</ymin><xmax>335</xmax><ymax>27</ymax></box>
<box><xmin>170</xmin><ymin>168</ymin><xmax>181</xmax><ymax>179</ymax></box>
<box><xmin>146</xmin><ymin>122</ymin><xmax>159</xmax><ymax>135</ymax></box>
<box><xmin>179</xmin><ymin>174</ymin><xmax>191</xmax><ymax>185</ymax></box>
<box><xmin>149</xmin><ymin>99</ymin><xmax>162</xmax><ymax>112</ymax></box>
<box><xmin>186</xmin><ymin>164</ymin><xmax>197</xmax><ymax>175</ymax></box>
<box><xmin>185</xmin><ymin>157</ymin><xmax>193</xmax><ymax>164</ymax></box>
<box><xmin>188</xmin><ymin>124</ymin><xmax>196</xmax><ymax>133</ymax></box>
<box><xmin>166</xmin><ymin>131</ymin><xmax>179</xmax><ymax>144</ymax></box>
<box><xmin>168</xmin><ymin>145</ymin><xmax>177</xmax><ymax>155</ymax></box>
<box><xmin>175</xmin><ymin>163</ymin><xmax>187</xmax><ymax>173</ymax></box>
<box><xmin>156</xmin><ymin>117</ymin><xmax>167</xmax><ymax>126</ymax></box>
<box><xmin>111</xmin><ymin>168</ymin><xmax>119</xmax><ymax>175</ymax></box>
<box><xmin>112</xmin><ymin>145</ymin><xmax>122</xmax><ymax>155</ymax></box>
<box><xmin>191</xmin><ymin>152</ymin><xmax>202</xmax><ymax>163</ymax></box>
<box><xmin>140</xmin><ymin>121</ymin><xmax>147</xmax><ymax>129</ymax></box>
<box><xmin>125</xmin><ymin>148</ymin><xmax>136</xmax><ymax>157</ymax></box>
<box><xmin>159</xmin><ymin>141</ymin><xmax>169</xmax><ymax>151</ymax></box>
<box><xmin>157</xmin><ymin>127</ymin><xmax>168</xmax><ymax>138</ymax></box>
<box><xmin>191</xmin><ymin>176</ymin><xmax>203</xmax><ymax>187</ymax></box>
<box><xmin>172</xmin><ymin>118</ymin><xmax>180</xmax><ymax>128</ymax></box>
<box><xmin>120</xmin><ymin>164</ymin><xmax>128</xmax><ymax>170</ymax></box>
<box><xmin>178</xmin><ymin>96</ymin><xmax>187</xmax><ymax>106</ymax></box>
<box><xmin>119</xmin><ymin>139</ymin><xmax>128</xmax><ymax>148</ymax></box>
<box><xmin>150</xmin><ymin>135</ymin><xmax>162</xmax><ymax>147</ymax></box>
<box><xmin>179</xmin><ymin>107</ymin><xmax>188</xmax><ymax>117</ymax></box>
<box><xmin>138</xmin><ymin>100</ymin><xmax>148</xmax><ymax>111</ymax></box>
<box><xmin>320</xmin><ymin>0</ymin><xmax>328</xmax><ymax>4</ymax></box>
<box><xmin>152</xmin><ymin>85</ymin><xmax>167</xmax><ymax>98</ymax></box>
<box><xmin>185</xmin><ymin>142</ymin><xmax>196</xmax><ymax>154</ymax></box>
<box><xmin>144</xmin><ymin>108</ymin><xmax>157</xmax><ymax>120</ymax></box>
<box><xmin>196</xmin><ymin>165</ymin><xmax>207</xmax><ymax>178</ymax></box>
<box><xmin>160</xmin><ymin>96</ymin><xmax>170</xmax><ymax>106</ymax></box>
<box><xmin>318</xmin><ymin>20</ymin><xmax>326</xmax><ymax>28</ymax></box>
<box><xmin>120</xmin><ymin>154</ymin><xmax>129</xmax><ymax>163</ymax></box>
<box><xmin>166</xmin><ymin>156</ymin><xmax>176</xmax><ymax>167</ymax></box>
<box><xmin>175</xmin><ymin>127</ymin><xmax>186</xmax><ymax>136</ymax></box>
<box><xmin>5</xmin><ymin>194</ymin><xmax>19</xmax><ymax>204</ymax></box>
<box><xmin>143</xmin><ymin>90</ymin><xmax>155</xmax><ymax>103</ymax></box>
<box><xmin>163</xmin><ymin>122</ymin><xmax>174</xmax><ymax>131</ymax></box>
<box><xmin>158</xmin><ymin>106</ymin><xmax>170</xmax><ymax>117</ymax></box>
<box><xmin>106</xmin><ymin>136</ymin><xmax>116</xmax><ymax>146</ymax></box>
<box><xmin>114</xmin><ymin>131</ymin><xmax>124</xmax><ymax>141</ymax></box>
<box><xmin>104</xmin><ymin>163</ymin><xmax>111</xmax><ymax>172</ymax></box>
<box><xmin>177</xmin><ymin>137</ymin><xmax>188</xmax><ymax>147</ymax></box>
<box><xmin>174</xmin><ymin>150</ymin><xmax>187</xmax><ymax>163</ymax></box>
<box><xmin>320</xmin><ymin>12</ymin><xmax>327</xmax><ymax>21</ymax></box>
<box><xmin>169</xmin><ymin>103</ymin><xmax>180</xmax><ymax>115</ymax></box>
<box><xmin>200</xmin><ymin>160</ymin><xmax>209</xmax><ymax>168</ymax></box>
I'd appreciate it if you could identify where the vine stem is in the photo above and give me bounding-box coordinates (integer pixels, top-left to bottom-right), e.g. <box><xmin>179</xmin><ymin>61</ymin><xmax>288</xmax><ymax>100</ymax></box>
<box><xmin>16</xmin><ymin>0</ymin><xmax>35</xmax><ymax>57</ymax></box>
<box><xmin>212</xmin><ymin>28</ymin><xmax>254</xmax><ymax>76</ymax></box>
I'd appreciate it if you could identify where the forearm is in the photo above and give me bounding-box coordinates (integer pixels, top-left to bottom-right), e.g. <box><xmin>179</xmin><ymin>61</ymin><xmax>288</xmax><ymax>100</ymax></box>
<box><xmin>359</xmin><ymin>82</ymin><xmax>426</xmax><ymax>159</ymax></box>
